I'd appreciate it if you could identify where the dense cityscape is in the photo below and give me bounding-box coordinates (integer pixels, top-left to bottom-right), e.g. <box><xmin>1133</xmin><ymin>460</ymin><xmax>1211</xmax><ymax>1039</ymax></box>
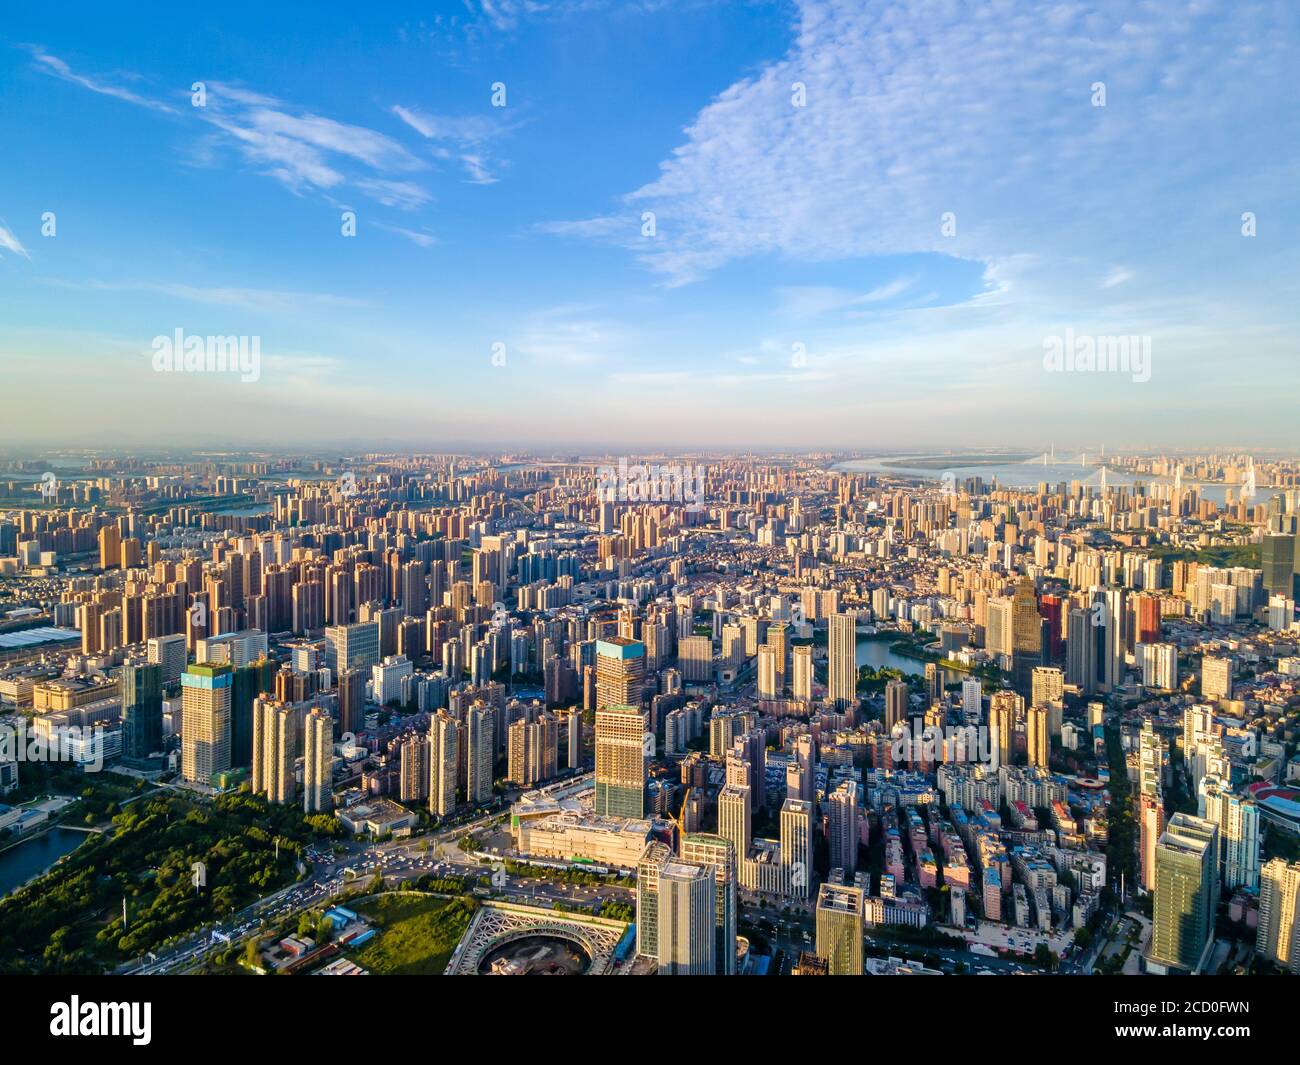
<box><xmin>1</xmin><ymin>0</ymin><xmax>1295</xmax><ymax>1038</ymax></box>
<box><xmin>0</xmin><ymin>449</ymin><xmax>1297</xmax><ymax>986</ymax></box>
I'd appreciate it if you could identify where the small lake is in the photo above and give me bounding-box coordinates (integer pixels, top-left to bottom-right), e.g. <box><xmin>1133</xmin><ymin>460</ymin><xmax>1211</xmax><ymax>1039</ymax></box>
<box><xmin>855</xmin><ymin>636</ymin><xmax>962</xmax><ymax>685</ymax></box>
<box><xmin>0</xmin><ymin>826</ymin><xmax>89</xmax><ymax>897</ymax></box>
<box><xmin>856</xmin><ymin>638</ymin><xmax>926</xmax><ymax>674</ymax></box>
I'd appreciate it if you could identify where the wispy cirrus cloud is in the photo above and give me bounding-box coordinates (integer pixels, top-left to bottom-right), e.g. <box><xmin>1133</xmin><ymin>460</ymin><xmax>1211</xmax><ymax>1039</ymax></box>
<box><xmin>776</xmin><ymin>275</ymin><xmax>917</xmax><ymax>317</ymax></box>
<box><xmin>373</xmin><ymin>221</ymin><xmax>438</xmax><ymax>247</ymax></box>
<box><xmin>543</xmin><ymin>0</ymin><xmax>1300</xmax><ymax>298</ymax></box>
<box><xmin>0</xmin><ymin>220</ymin><xmax>31</xmax><ymax>260</ymax></box>
<box><xmin>43</xmin><ymin>278</ymin><xmax>367</xmax><ymax>313</ymax></box>
<box><xmin>26</xmin><ymin>50</ymin><xmax>438</xmax><ymax>214</ymax></box>
<box><xmin>389</xmin><ymin>104</ymin><xmax>510</xmax><ymax>184</ymax></box>
<box><xmin>26</xmin><ymin>46</ymin><xmax>179</xmax><ymax>114</ymax></box>
<box><xmin>197</xmin><ymin>81</ymin><xmax>425</xmax><ymax>197</ymax></box>
<box><xmin>512</xmin><ymin>306</ymin><xmax>618</xmax><ymax>365</ymax></box>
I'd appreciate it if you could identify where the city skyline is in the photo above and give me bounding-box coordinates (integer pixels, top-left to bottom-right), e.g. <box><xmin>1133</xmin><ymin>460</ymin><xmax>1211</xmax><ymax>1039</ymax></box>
<box><xmin>3</xmin><ymin>0</ymin><xmax>1299</xmax><ymax>449</ymax></box>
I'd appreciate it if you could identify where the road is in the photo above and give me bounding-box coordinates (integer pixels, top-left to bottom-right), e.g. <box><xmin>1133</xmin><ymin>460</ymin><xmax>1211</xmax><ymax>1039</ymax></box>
<box><xmin>122</xmin><ymin>806</ymin><xmax>630</xmax><ymax>975</ymax></box>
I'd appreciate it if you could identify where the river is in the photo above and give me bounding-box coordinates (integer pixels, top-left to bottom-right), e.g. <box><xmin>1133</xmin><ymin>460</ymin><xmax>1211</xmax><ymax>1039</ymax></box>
<box><xmin>833</xmin><ymin>456</ymin><xmax>1237</xmax><ymax>506</ymax></box>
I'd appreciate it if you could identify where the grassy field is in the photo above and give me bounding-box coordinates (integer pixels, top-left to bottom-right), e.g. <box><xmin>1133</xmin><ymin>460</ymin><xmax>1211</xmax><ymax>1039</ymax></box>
<box><xmin>348</xmin><ymin>894</ymin><xmax>477</xmax><ymax>975</ymax></box>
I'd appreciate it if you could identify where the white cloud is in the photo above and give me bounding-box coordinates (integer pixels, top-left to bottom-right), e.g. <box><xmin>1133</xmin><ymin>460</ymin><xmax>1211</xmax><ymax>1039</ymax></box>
<box><xmin>356</xmin><ymin>178</ymin><xmax>432</xmax><ymax>210</ymax></box>
<box><xmin>26</xmin><ymin>51</ymin><xmax>437</xmax><ymax>206</ymax></box>
<box><xmin>0</xmin><ymin>221</ymin><xmax>31</xmax><ymax>260</ymax></box>
<box><xmin>545</xmin><ymin>0</ymin><xmax>1297</xmax><ymax>295</ymax></box>
<box><xmin>27</xmin><ymin>47</ymin><xmax>179</xmax><ymax>114</ymax></box>
<box><xmin>45</xmin><ymin>278</ymin><xmax>367</xmax><ymax>313</ymax></box>
<box><xmin>389</xmin><ymin>104</ymin><xmax>509</xmax><ymax>184</ymax></box>
<box><xmin>373</xmin><ymin>222</ymin><xmax>438</xmax><ymax>247</ymax></box>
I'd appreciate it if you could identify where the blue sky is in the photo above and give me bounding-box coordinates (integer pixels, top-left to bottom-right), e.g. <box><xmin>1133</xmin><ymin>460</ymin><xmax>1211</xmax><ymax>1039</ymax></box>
<box><xmin>1</xmin><ymin>0</ymin><xmax>1298</xmax><ymax>453</ymax></box>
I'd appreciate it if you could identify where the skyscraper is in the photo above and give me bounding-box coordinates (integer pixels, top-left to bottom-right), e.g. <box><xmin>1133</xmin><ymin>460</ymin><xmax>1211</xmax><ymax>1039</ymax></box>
<box><xmin>717</xmin><ymin>784</ymin><xmax>751</xmax><ymax>871</ymax></box>
<box><xmin>988</xmin><ymin>690</ymin><xmax>1021</xmax><ymax>768</ymax></box>
<box><xmin>815</xmin><ymin>882</ymin><xmax>865</xmax><ymax>976</ymax></box>
<box><xmin>827</xmin><ymin>613</ymin><xmax>856</xmax><ymax>711</ymax></box>
<box><xmin>781</xmin><ymin>798</ymin><xmax>813</xmax><ymax>899</ymax></box>
<box><xmin>303</xmin><ymin>707</ymin><xmax>333</xmax><ymax>812</ymax></box>
<box><xmin>636</xmin><ymin>841</ymin><xmax>673</xmax><ymax>960</ymax></box>
<box><xmin>1026</xmin><ymin>704</ymin><xmax>1049</xmax><ymax>768</ymax></box>
<box><xmin>1065</xmin><ymin>607</ymin><xmax>1095</xmax><ymax>694</ymax></box>
<box><xmin>120</xmin><ymin>661</ymin><xmax>162</xmax><ymax>764</ymax></box>
<box><xmin>1202</xmin><ymin>779</ymin><xmax>1260</xmax><ymax>890</ymax></box>
<box><xmin>324</xmin><ymin>621</ymin><xmax>380</xmax><ymax>676</ymax></box>
<box><xmin>337</xmin><ymin>668</ymin><xmax>365</xmax><ymax>737</ymax></box>
<box><xmin>1138</xmin><ymin>792</ymin><xmax>1166</xmax><ymax>893</ymax></box>
<box><xmin>594</xmin><ymin>702</ymin><xmax>647</xmax><ymax>818</ymax></box>
<box><xmin>884</xmin><ymin>678</ymin><xmax>909</xmax><ymax>733</ymax></box>
<box><xmin>252</xmin><ymin>698</ymin><xmax>299</xmax><ymax>805</ymax></box>
<box><xmin>1148</xmin><ymin>813</ymin><xmax>1219</xmax><ymax>973</ymax></box>
<box><xmin>229</xmin><ymin>661</ymin><xmax>263</xmax><ymax>769</ymax></box>
<box><xmin>180</xmin><ymin>663</ymin><xmax>232</xmax><ymax>785</ymax></box>
<box><xmin>792</xmin><ymin>644</ymin><xmax>813</xmax><ymax>701</ymax></box>
<box><xmin>1261</xmin><ymin>533</ymin><xmax>1297</xmax><ymax>600</ymax></box>
<box><xmin>594</xmin><ymin>637</ymin><xmax>645</xmax><ymax>710</ymax></box>
<box><xmin>146</xmin><ymin>633</ymin><xmax>187</xmax><ymax>689</ymax></box>
<box><xmin>1201</xmin><ymin>655</ymin><xmax>1233</xmax><ymax>701</ymax></box>
<box><xmin>827</xmin><ymin>779</ymin><xmax>859</xmax><ymax>873</ymax></box>
<box><xmin>428</xmin><ymin>711</ymin><xmax>460</xmax><ymax>818</ymax></box>
<box><xmin>1010</xmin><ymin>577</ymin><xmax>1043</xmax><ymax>691</ymax></box>
<box><xmin>656</xmin><ymin>860</ymin><xmax>716</xmax><ymax>975</ymax></box>
<box><xmin>1257</xmin><ymin>857</ymin><xmax>1300</xmax><ymax>972</ymax></box>
<box><xmin>680</xmin><ymin>833</ymin><xmax>738</xmax><ymax>975</ymax></box>
<box><xmin>462</xmin><ymin>707</ymin><xmax>491</xmax><ymax>806</ymax></box>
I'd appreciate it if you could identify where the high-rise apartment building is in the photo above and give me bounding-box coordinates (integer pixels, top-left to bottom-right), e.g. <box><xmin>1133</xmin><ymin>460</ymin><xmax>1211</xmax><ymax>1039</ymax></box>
<box><xmin>465</xmin><ymin>704</ymin><xmax>495</xmax><ymax>806</ymax></box>
<box><xmin>827</xmin><ymin>613</ymin><xmax>856</xmax><ymax>711</ymax></box>
<box><xmin>146</xmin><ymin>633</ymin><xmax>187</xmax><ymax>689</ymax></box>
<box><xmin>885</xmin><ymin>678</ymin><xmax>909</xmax><ymax>733</ymax></box>
<box><xmin>1201</xmin><ymin>655</ymin><xmax>1233</xmax><ymax>701</ymax></box>
<box><xmin>792</xmin><ymin>644</ymin><xmax>813</xmax><ymax>701</ymax></box>
<box><xmin>988</xmin><ymin>690</ymin><xmax>1021</xmax><ymax>768</ymax></box>
<box><xmin>1138</xmin><ymin>792</ymin><xmax>1166</xmax><ymax>892</ymax></box>
<box><xmin>252</xmin><ymin>697</ymin><xmax>299</xmax><ymax>804</ymax></box>
<box><xmin>303</xmin><ymin>707</ymin><xmax>333</xmax><ymax>812</ymax></box>
<box><xmin>827</xmin><ymin>779</ymin><xmax>859</xmax><ymax>873</ymax></box>
<box><xmin>1202</xmin><ymin>779</ymin><xmax>1260</xmax><ymax>890</ymax></box>
<box><xmin>428</xmin><ymin>711</ymin><xmax>460</xmax><ymax>818</ymax></box>
<box><xmin>1026</xmin><ymin>704</ymin><xmax>1049</xmax><ymax>768</ymax></box>
<box><xmin>1257</xmin><ymin>857</ymin><xmax>1300</xmax><ymax>972</ymax></box>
